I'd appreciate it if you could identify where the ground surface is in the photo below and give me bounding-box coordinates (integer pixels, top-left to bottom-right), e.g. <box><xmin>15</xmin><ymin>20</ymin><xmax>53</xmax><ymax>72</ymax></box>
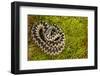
<box><xmin>28</xmin><ymin>15</ymin><xmax>88</xmax><ymax>60</ymax></box>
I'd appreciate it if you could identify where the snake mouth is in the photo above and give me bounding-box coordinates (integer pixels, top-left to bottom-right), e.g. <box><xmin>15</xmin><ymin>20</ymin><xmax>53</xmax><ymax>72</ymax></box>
<box><xmin>31</xmin><ymin>21</ymin><xmax>65</xmax><ymax>55</ymax></box>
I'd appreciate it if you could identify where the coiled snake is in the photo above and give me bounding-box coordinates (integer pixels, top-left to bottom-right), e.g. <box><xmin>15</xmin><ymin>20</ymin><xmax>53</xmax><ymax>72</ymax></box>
<box><xmin>31</xmin><ymin>21</ymin><xmax>65</xmax><ymax>55</ymax></box>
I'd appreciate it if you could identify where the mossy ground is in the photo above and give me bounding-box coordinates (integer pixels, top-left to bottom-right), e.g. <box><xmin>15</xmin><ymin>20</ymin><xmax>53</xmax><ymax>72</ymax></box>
<box><xmin>28</xmin><ymin>15</ymin><xmax>88</xmax><ymax>61</ymax></box>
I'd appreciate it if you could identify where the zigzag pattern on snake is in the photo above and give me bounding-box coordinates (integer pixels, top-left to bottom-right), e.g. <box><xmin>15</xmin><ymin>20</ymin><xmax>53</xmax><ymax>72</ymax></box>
<box><xmin>31</xmin><ymin>21</ymin><xmax>65</xmax><ymax>55</ymax></box>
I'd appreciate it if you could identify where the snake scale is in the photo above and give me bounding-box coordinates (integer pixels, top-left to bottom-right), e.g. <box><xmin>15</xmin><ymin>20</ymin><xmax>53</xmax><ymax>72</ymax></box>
<box><xmin>31</xmin><ymin>21</ymin><xmax>65</xmax><ymax>55</ymax></box>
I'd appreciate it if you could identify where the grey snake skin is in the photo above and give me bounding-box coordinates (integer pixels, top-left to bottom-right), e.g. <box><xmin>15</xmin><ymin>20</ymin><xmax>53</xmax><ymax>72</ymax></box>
<box><xmin>31</xmin><ymin>21</ymin><xmax>65</xmax><ymax>55</ymax></box>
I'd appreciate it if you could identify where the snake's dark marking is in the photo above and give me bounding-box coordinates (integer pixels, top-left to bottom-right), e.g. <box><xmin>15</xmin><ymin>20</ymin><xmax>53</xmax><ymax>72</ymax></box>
<box><xmin>31</xmin><ymin>21</ymin><xmax>65</xmax><ymax>55</ymax></box>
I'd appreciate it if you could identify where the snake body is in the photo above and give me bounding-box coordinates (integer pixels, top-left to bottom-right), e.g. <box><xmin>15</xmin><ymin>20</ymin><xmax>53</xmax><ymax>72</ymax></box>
<box><xmin>31</xmin><ymin>21</ymin><xmax>65</xmax><ymax>55</ymax></box>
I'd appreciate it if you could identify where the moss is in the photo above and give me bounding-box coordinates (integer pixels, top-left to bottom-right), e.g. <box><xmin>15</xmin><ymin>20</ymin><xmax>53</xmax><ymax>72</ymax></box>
<box><xmin>28</xmin><ymin>15</ymin><xmax>88</xmax><ymax>61</ymax></box>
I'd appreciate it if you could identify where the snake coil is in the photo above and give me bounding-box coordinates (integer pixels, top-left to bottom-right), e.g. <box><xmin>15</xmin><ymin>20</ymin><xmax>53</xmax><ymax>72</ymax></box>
<box><xmin>31</xmin><ymin>21</ymin><xmax>65</xmax><ymax>55</ymax></box>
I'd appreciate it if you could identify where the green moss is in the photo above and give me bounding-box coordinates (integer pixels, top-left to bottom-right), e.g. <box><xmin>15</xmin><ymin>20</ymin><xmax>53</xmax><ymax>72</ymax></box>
<box><xmin>28</xmin><ymin>15</ymin><xmax>88</xmax><ymax>61</ymax></box>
